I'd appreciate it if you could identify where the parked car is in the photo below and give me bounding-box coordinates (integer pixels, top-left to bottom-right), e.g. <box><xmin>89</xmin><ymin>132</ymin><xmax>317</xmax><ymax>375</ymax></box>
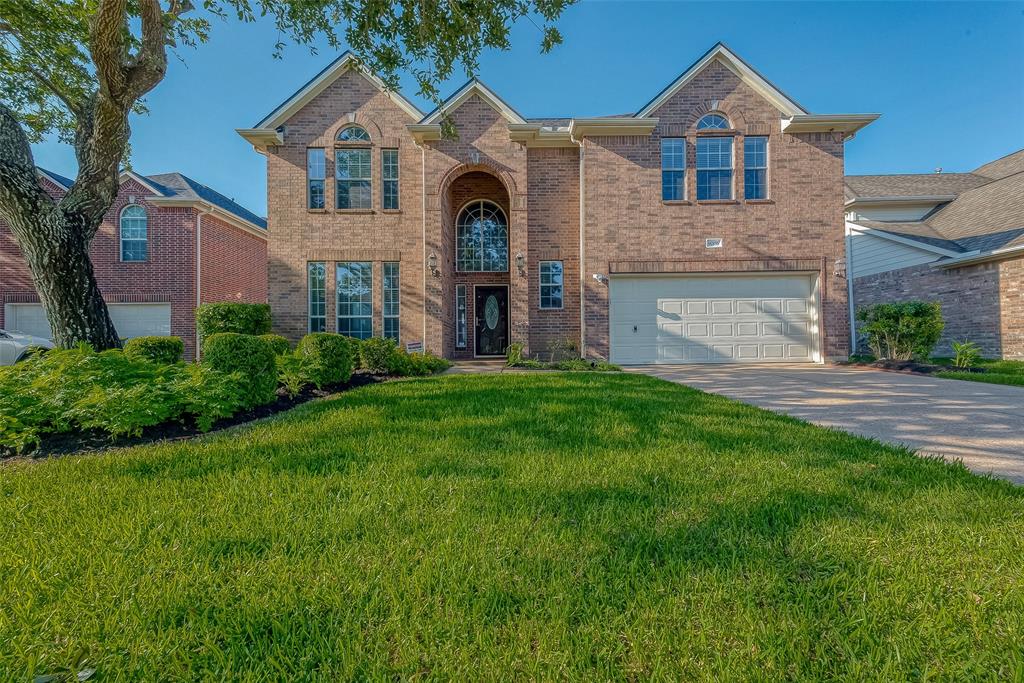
<box><xmin>0</xmin><ymin>329</ymin><xmax>54</xmax><ymax>365</ymax></box>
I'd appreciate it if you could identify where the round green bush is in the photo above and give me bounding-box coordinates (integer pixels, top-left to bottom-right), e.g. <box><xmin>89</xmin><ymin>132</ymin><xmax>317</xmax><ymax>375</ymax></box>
<box><xmin>123</xmin><ymin>336</ymin><xmax>184</xmax><ymax>365</ymax></box>
<box><xmin>360</xmin><ymin>337</ymin><xmax>399</xmax><ymax>374</ymax></box>
<box><xmin>296</xmin><ymin>333</ymin><xmax>354</xmax><ymax>388</ymax></box>
<box><xmin>202</xmin><ymin>333</ymin><xmax>278</xmax><ymax>408</ymax></box>
<box><xmin>259</xmin><ymin>334</ymin><xmax>291</xmax><ymax>356</ymax></box>
<box><xmin>195</xmin><ymin>303</ymin><xmax>272</xmax><ymax>338</ymax></box>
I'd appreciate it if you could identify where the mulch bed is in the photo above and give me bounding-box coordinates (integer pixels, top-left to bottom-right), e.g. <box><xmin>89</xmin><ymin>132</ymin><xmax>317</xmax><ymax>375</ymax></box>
<box><xmin>844</xmin><ymin>359</ymin><xmax>986</xmax><ymax>375</ymax></box>
<box><xmin>3</xmin><ymin>372</ymin><xmax>382</xmax><ymax>463</ymax></box>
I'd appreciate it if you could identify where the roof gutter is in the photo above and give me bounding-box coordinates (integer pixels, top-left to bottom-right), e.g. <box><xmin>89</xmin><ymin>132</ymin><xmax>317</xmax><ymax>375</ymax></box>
<box><xmin>932</xmin><ymin>243</ymin><xmax>1024</xmax><ymax>269</ymax></box>
<box><xmin>845</xmin><ymin>194</ymin><xmax>956</xmax><ymax>207</ymax></box>
<box><xmin>781</xmin><ymin>113</ymin><xmax>879</xmax><ymax>140</ymax></box>
<box><xmin>146</xmin><ymin>197</ymin><xmax>268</xmax><ymax>239</ymax></box>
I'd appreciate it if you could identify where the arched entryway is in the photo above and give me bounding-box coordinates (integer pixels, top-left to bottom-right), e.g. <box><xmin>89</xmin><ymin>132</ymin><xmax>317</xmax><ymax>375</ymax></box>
<box><xmin>444</xmin><ymin>170</ymin><xmax>512</xmax><ymax>359</ymax></box>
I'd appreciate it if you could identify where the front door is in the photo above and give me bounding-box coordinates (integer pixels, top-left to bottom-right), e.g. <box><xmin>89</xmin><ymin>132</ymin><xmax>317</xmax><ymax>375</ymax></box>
<box><xmin>474</xmin><ymin>286</ymin><xmax>509</xmax><ymax>357</ymax></box>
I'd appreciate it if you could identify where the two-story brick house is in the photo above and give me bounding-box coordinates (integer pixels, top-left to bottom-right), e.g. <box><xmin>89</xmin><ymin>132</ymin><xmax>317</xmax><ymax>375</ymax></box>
<box><xmin>239</xmin><ymin>43</ymin><xmax>876</xmax><ymax>363</ymax></box>
<box><xmin>0</xmin><ymin>170</ymin><xmax>268</xmax><ymax>360</ymax></box>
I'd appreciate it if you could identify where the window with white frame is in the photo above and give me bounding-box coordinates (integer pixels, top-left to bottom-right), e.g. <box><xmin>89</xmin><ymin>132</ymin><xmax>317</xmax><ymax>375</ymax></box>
<box><xmin>119</xmin><ymin>205</ymin><xmax>147</xmax><ymax>261</ymax></box>
<box><xmin>336</xmin><ymin>149</ymin><xmax>372</xmax><ymax>209</ymax></box>
<box><xmin>456</xmin><ymin>200</ymin><xmax>508</xmax><ymax>272</ymax></box>
<box><xmin>308</xmin><ymin>262</ymin><xmax>326</xmax><ymax>332</ymax></box>
<box><xmin>383</xmin><ymin>261</ymin><xmax>399</xmax><ymax>341</ymax></box>
<box><xmin>336</xmin><ymin>261</ymin><xmax>372</xmax><ymax>339</ymax></box>
<box><xmin>307</xmin><ymin>148</ymin><xmax>325</xmax><ymax>209</ymax></box>
<box><xmin>456</xmin><ymin>284</ymin><xmax>467</xmax><ymax>348</ymax></box>
<box><xmin>337</xmin><ymin>125</ymin><xmax>371</xmax><ymax>142</ymax></box>
<box><xmin>539</xmin><ymin>261</ymin><xmax>563</xmax><ymax>309</ymax></box>
<box><xmin>661</xmin><ymin>138</ymin><xmax>685</xmax><ymax>201</ymax></box>
<box><xmin>382</xmin><ymin>149</ymin><xmax>399</xmax><ymax>210</ymax></box>
<box><xmin>744</xmin><ymin>136</ymin><xmax>768</xmax><ymax>200</ymax></box>
<box><xmin>696</xmin><ymin>113</ymin><xmax>730</xmax><ymax>130</ymax></box>
<box><xmin>697</xmin><ymin>136</ymin><xmax>734</xmax><ymax>200</ymax></box>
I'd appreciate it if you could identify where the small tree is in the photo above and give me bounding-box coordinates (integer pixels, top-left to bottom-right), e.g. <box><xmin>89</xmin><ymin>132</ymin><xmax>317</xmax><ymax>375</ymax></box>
<box><xmin>856</xmin><ymin>301</ymin><xmax>944</xmax><ymax>361</ymax></box>
<box><xmin>0</xmin><ymin>0</ymin><xmax>573</xmax><ymax>350</ymax></box>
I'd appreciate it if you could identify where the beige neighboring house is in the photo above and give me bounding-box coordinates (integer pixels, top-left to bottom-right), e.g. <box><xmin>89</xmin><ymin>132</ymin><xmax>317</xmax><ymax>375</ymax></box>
<box><xmin>845</xmin><ymin>149</ymin><xmax>1024</xmax><ymax>358</ymax></box>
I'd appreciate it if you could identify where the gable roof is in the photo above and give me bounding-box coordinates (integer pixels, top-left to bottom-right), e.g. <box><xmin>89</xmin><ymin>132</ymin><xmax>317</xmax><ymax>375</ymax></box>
<box><xmin>973</xmin><ymin>148</ymin><xmax>1024</xmax><ymax>180</ymax></box>
<box><xmin>253</xmin><ymin>51</ymin><xmax>424</xmax><ymax>129</ymax></box>
<box><xmin>145</xmin><ymin>173</ymin><xmax>267</xmax><ymax>230</ymax></box>
<box><xmin>845</xmin><ymin>172</ymin><xmax>990</xmax><ymax>201</ymax></box>
<box><xmin>419</xmin><ymin>78</ymin><xmax>527</xmax><ymax>125</ymax></box>
<box><xmin>635</xmin><ymin>42</ymin><xmax>808</xmax><ymax>119</ymax></box>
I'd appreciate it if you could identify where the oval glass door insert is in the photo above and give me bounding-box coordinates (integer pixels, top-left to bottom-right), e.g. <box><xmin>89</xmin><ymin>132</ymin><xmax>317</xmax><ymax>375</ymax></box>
<box><xmin>484</xmin><ymin>295</ymin><xmax>499</xmax><ymax>330</ymax></box>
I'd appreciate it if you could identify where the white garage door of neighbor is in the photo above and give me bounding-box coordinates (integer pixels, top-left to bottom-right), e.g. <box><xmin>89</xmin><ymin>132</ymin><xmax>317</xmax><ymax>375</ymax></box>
<box><xmin>609</xmin><ymin>274</ymin><xmax>819</xmax><ymax>364</ymax></box>
<box><xmin>3</xmin><ymin>303</ymin><xmax>172</xmax><ymax>340</ymax></box>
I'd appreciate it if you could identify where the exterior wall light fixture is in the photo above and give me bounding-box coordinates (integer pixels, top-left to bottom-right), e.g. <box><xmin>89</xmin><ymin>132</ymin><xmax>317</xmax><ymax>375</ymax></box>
<box><xmin>428</xmin><ymin>252</ymin><xmax>438</xmax><ymax>276</ymax></box>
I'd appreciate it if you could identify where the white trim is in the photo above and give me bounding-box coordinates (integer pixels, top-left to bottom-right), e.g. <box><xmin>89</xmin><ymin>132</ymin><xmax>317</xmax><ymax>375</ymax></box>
<box><xmin>932</xmin><ymin>242</ymin><xmax>1024</xmax><ymax>269</ymax></box>
<box><xmin>118</xmin><ymin>204</ymin><xmax>148</xmax><ymax>262</ymax></box>
<box><xmin>37</xmin><ymin>169</ymin><xmax>71</xmax><ymax>190</ymax></box>
<box><xmin>419</xmin><ymin>80</ymin><xmax>527</xmax><ymax>125</ymax></box>
<box><xmin>120</xmin><ymin>170</ymin><xmax>167</xmax><ymax>197</ymax></box>
<box><xmin>471</xmin><ymin>284</ymin><xmax>510</xmax><ymax>358</ymax></box>
<box><xmin>568</xmin><ymin>118</ymin><xmax>658</xmax><ymax>138</ymax></box>
<box><xmin>845</xmin><ymin>194</ymin><xmax>956</xmax><ymax>207</ymax></box>
<box><xmin>455</xmin><ymin>199</ymin><xmax>510</xmax><ymax>273</ymax></box>
<box><xmin>507</xmin><ymin>124</ymin><xmax>575</xmax><ymax>148</ymax></box>
<box><xmin>781</xmin><ymin>114</ymin><xmax>879</xmax><ymax>139</ymax></box>
<box><xmin>636</xmin><ymin>44</ymin><xmax>808</xmax><ymax>119</ymax></box>
<box><xmin>146</xmin><ymin>197</ymin><xmax>268</xmax><ymax>240</ymax></box>
<box><xmin>236</xmin><ymin>128</ymin><xmax>284</xmax><ymax>152</ymax></box>
<box><xmin>846</xmin><ymin>221</ymin><xmax>965</xmax><ymax>258</ymax></box>
<box><xmin>254</xmin><ymin>52</ymin><xmax>423</xmax><ymax>130</ymax></box>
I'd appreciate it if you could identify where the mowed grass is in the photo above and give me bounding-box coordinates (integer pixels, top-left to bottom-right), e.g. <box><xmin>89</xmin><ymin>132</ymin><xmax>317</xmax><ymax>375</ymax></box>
<box><xmin>933</xmin><ymin>357</ymin><xmax>1024</xmax><ymax>387</ymax></box>
<box><xmin>1</xmin><ymin>373</ymin><xmax>1023</xmax><ymax>681</ymax></box>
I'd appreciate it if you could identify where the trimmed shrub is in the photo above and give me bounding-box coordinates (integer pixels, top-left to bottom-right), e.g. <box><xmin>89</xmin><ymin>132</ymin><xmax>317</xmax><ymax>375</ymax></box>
<box><xmin>260</xmin><ymin>334</ymin><xmax>292</xmax><ymax>356</ymax></box>
<box><xmin>276</xmin><ymin>353</ymin><xmax>309</xmax><ymax>398</ymax></box>
<box><xmin>296</xmin><ymin>333</ymin><xmax>354</xmax><ymax>388</ymax></box>
<box><xmin>361</xmin><ymin>337</ymin><xmax>399</xmax><ymax>374</ymax></box>
<box><xmin>402</xmin><ymin>351</ymin><xmax>451</xmax><ymax>376</ymax></box>
<box><xmin>202</xmin><ymin>333</ymin><xmax>278</xmax><ymax>407</ymax></box>
<box><xmin>195</xmin><ymin>303</ymin><xmax>272</xmax><ymax>338</ymax></box>
<box><xmin>0</xmin><ymin>345</ymin><xmax>247</xmax><ymax>452</ymax></box>
<box><xmin>856</xmin><ymin>301</ymin><xmax>944</xmax><ymax>361</ymax></box>
<box><xmin>123</xmin><ymin>336</ymin><xmax>184</xmax><ymax>365</ymax></box>
<box><xmin>346</xmin><ymin>337</ymin><xmax>365</xmax><ymax>370</ymax></box>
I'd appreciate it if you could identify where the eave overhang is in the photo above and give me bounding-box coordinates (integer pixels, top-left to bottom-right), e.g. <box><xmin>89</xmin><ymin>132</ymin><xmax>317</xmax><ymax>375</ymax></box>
<box><xmin>507</xmin><ymin>124</ymin><xmax>575</xmax><ymax>147</ymax></box>
<box><xmin>845</xmin><ymin>194</ymin><xmax>956</xmax><ymax>207</ymax></box>
<box><xmin>407</xmin><ymin>124</ymin><xmax>442</xmax><ymax>145</ymax></box>
<box><xmin>568</xmin><ymin>118</ymin><xmax>659</xmax><ymax>138</ymax></box>
<box><xmin>236</xmin><ymin>128</ymin><xmax>285</xmax><ymax>153</ymax></box>
<box><xmin>932</xmin><ymin>243</ymin><xmax>1024</xmax><ymax>269</ymax></box>
<box><xmin>781</xmin><ymin>114</ymin><xmax>880</xmax><ymax>139</ymax></box>
<box><xmin>146</xmin><ymin>197</ymin><xmax>268</xmax><ymax>239</ymax></box>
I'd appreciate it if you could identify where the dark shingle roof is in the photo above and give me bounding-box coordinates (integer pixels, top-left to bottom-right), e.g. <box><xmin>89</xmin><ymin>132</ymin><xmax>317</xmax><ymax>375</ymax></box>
<box><xmin>145</xmin><ymin>173</ymin><xmax>267</xmax><ymax>230</ymax></box>
<box><xmin>36</xmin><ymin>167</ymin><xmax>74</xmax><ymax>189</ymax></box>
<box><xmin>844</xmin><ymin>173</ymin><xmax>989</xmax><ymax>200</ymax></box>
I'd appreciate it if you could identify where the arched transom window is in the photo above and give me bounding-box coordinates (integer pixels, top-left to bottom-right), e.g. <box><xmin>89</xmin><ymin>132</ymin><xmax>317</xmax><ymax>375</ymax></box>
<box><xmin>696</xmin><ymin>113</ymin><xmax>730</xmax><ymax>130</ymax></box>
<box><xmin>336</xmin><ymin>125</ymin><xmax>371</xmax><ymax>142</ymax></box>
<box><xmin>456</xmin><ymin>200</ymin><xmax>508</xmax><ymax>272</ymax></box>
<box><xmin>119</xmin><ymin>204</ymin><xmax>147</xmax><ymax>261</ymax></box>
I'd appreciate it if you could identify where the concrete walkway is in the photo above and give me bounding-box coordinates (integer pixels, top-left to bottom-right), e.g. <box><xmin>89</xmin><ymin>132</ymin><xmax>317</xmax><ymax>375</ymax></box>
<box><xmin>628</xmin><ymin>364</ymin><xmax>1024</xmax><ymax>484</ymax></box>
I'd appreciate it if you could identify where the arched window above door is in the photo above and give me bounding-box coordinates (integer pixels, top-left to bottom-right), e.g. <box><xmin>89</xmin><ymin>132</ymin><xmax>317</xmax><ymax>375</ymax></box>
<box><xmin>456</xmin><ymin>200</ymin><xmax>508</xmax><ymax>272</ymax></box>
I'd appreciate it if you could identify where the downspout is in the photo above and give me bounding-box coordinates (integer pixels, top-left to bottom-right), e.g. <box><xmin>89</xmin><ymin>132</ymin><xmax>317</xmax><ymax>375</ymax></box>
<box><xmin>844</xmin><ymin>220</ymin><xmax>857</xmax><ymax>355</ymax></box>
<box><xmin>571</xmin><ymin>128</ymin><xmax>585</xmax><ymax>357</ymax></box>
<box><xmin>195</xmin><ymin>204</ymin><xmax>214</xmax><ymax>359</ymax></box>
<box><xmin>418</xmin><ymin>140</ymin><xmax>427</xmax><ymax>348</ymax></box>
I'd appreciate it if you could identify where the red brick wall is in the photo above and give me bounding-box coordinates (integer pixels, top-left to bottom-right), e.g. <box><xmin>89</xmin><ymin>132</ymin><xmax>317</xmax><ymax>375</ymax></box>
<box><xmin>1000</xmin><ymin>257</ymin><xmax>1023</xmax><ymax>359</ymax></box>
<box><xmin>0</xmin><ymin>177</ymin><xmax>267</xmax><ymax>360</ymax></box>
<box><xmin>580</xmin><ymin>60</ymin><xmax>849</xmax><ymax>360</ymax></box>
<box><xmin>200</xmin><ymin>213</ymin><xmax>268</xmax><ymax>305</ymax></box>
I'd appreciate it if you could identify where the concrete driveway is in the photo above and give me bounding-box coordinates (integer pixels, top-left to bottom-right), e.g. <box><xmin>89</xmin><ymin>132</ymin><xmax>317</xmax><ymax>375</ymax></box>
<box><xmin>629</xmin><ymin>364</ymin><xmax>1024</xmax><ymax>484</ymax></box>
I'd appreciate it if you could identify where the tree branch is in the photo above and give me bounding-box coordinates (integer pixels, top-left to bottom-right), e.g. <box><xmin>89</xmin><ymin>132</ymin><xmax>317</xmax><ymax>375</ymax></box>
<box><xmin>124</xmin><ymin>0</ymin><xmax>169</xmax><ymax>99</ymax></box>
<box><xmin>0</xmin><ymin>103</ymin><xmax>57</xmax><ymax>229</ymax></box>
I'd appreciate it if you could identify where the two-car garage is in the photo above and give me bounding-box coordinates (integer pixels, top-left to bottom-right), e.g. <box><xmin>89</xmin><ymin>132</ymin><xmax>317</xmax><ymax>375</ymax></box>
<box><xmin>3</xmin><ymin>303</ymin><xmax>172</xmax><ymax>342</ymax></box>
<box><xmin>609</xmin><ymin>273</ymin><xmax>821</xmax><ymax>365</ymax></box>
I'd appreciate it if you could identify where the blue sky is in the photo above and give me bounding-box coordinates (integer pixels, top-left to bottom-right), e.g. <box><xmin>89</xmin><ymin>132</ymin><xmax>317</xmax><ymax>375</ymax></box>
<box><xmin>30</xmin><ymin>1</ymin><xmax>1024</xmax><ymax>217</ymax></box>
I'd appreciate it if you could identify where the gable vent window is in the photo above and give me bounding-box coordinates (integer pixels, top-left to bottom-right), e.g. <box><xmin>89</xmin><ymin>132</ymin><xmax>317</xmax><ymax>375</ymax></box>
<box><xmin>661</xmin><ymin>138</ymin><xmax>685</xmax><ymax>201</ymax></box>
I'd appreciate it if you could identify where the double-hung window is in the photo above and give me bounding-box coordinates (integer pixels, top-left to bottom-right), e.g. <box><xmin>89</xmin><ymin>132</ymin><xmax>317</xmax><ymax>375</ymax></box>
<box><xmin>383</xmin><ymin>261</ymin><xmax>399</xmax><ymax>341</ymax></box>
<box><xmin>696</xmin><ymin>136</ymin><xmax>734</xmax><ymax>200</ymax></box>
<box><xmin>336</xmin><ymin>149</ymin><xmax>371</xmax><ymax>209</ymax></box>
<box><xmin>661</xmin><ymin>138</ymin><xmax>685</xmax><ymax>201</ymax></box>
<box><xmin>382</xmin><ymin>149</ymin><xmax>399</xmax><ymax>210</ymax></box>
<box><xmin>307</xmin><ymin>149</ymin><xmax>325</xmax><ymax>209</ymax></box>
<box><xmin>539</xmin><ymin>261</ymin><xmax>563</xmax><ymax>309</ymax></box>
<box><xmin>307</xmin><ymin>262</ymin><xmax>326</xmax><ymax>332</ymax></box>
<box><xmin>744</xmin><ymin>136</ymin><xmax>768</xmax><ymax>200</ymax></box>
<box><xmin>337</xmin><ymin>261</ymin><xmax>372</xmax><ymax>339</ymax></box>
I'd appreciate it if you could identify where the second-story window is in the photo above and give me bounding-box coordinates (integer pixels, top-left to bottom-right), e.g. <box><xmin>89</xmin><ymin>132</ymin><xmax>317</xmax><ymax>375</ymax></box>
<box><xmin>336</xmin><ymin>149</ymin><xmax>371</xmax><ymax>209</ymax></box>
<box><xmin>744</xmin><ymin>136</ymin><xmax>768</xmax><ymax>200</ymax></box>
<box><xmin>382</xmin><ymin>149</ymin><xmax>399</xmax><ymax>210</ymax></box>
<box><xmin>307</xmin><ymin>148</ymin><xmax>325</xmax><ymax>209</ymax></box>
<box><xmin>697</xmin><ymin>137</ymin><xmax>733</xmax><ymax>200</ymax></box>
<box><xmin>696</xmin><ymin>113</ymin><xmax>730</xmax><ymax>130</ymax></box>
<box><xmin>120</xmin><ymin>205</ymin><xmax>148</xmax><ymax>261</ymax></box>
<box><xmin>661</xmin><ymin>138</ymin><xmax>685</xmax><ymax>201</ymax></box>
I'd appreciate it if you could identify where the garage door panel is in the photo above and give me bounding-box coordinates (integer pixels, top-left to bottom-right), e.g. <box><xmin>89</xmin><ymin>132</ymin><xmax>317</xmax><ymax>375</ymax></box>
<box><xmin>610</xmin><ymin>275</ymin><xmax>818</xmax><ymax>364</ymax></box>
<box><xmin>3</xmin><ymin>303</ymin><xmax>171</xmax><ymax>341</ymax></box>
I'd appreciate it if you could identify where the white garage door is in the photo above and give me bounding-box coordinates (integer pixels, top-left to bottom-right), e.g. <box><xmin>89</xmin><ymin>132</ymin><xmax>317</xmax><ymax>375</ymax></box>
<box><xmin>609</xmin><ymin>274</ymin><xmax>819</xmax><ymax>364</ymax></box>
<box><xmin>4</xmin><ymin>303</ymin><xmax>172</xmax><ymax>341</ymax></box>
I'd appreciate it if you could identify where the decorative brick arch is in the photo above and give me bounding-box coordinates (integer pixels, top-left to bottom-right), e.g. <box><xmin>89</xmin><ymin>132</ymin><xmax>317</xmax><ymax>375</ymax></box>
<box><xmin>435</xmin><ymin>161</ymin><xmax>519</xmax><ymax>201</ymax></box>
<box><xmin>684</xmin><ymin>100</ymin><xmax>748</xmax><ymax>132</ymax></box>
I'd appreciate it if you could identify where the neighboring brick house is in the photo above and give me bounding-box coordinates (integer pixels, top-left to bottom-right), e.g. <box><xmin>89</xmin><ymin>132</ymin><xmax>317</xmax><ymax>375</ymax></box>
<box><xmin>0</xmin><ymin>169</ymin><xmax>268</xmax><ymax>359</ymax></box>
<box><xmin>846</xmin><ymin>149</ymin><xmax>1024</xmax><ymax>358</ymax></box>
<box><xmin>240</xmin><ymin>43</ymin><xmax>877</xmax><ymax>364</ymax></box>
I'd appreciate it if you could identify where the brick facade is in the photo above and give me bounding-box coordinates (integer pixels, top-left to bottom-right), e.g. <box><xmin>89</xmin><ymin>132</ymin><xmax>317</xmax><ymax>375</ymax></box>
<box><xmin>262</xmin><ymin>54</ymin><xmax>855</xmax><ymax>362</ymax></box>
<box><xmin>0</xmin><ymin>177</ymin><xmax>267</xmax><ymax>360</ymax></box>
<box><xmin>852</xmin><ymin>258</ymin><xmax>1024</xmax><ymax>358</ymax></box>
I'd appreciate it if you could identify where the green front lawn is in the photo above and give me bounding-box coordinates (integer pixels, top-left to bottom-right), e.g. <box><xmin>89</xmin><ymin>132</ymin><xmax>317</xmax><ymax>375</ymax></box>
<box><xmin>2</xmin><ymin>374</ymin><xmax>1022</xmax><ymax>679</ymax></box>
<box><xmin>933</xmin><ymin>357</ymin><xmax>1024</xmax><ymax>387</ymax></box>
